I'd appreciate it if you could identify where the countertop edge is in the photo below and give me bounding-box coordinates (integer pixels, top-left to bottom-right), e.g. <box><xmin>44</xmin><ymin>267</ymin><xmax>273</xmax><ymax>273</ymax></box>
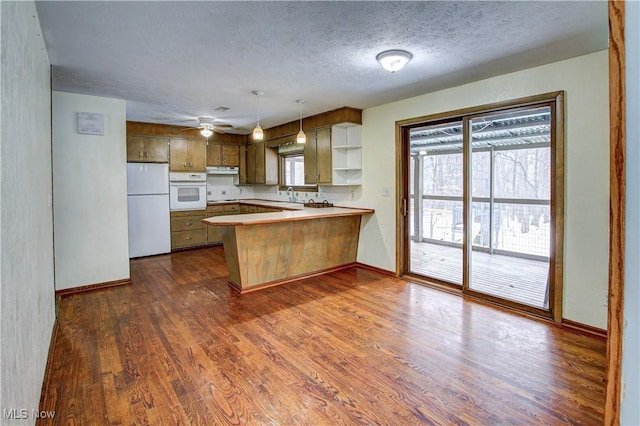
<box><xmin>202</xmin><ymin>207</ymin><xmax>375</xmax><ymax>226</ymax></box>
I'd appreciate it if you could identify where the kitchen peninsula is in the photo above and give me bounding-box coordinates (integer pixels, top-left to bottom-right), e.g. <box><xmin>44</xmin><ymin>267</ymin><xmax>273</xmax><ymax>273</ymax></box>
<box><xmin>202</xmin><ymin>201</ymin><xmax>374</xmax><ymax>293</ymax></box>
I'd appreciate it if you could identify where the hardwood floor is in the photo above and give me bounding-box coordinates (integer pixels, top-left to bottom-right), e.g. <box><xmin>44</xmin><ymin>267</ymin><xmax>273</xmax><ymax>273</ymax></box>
<box><xmin>39</xmin><ymin>246</ymin><xmax>605</xmax><ymax>425</ymax></box>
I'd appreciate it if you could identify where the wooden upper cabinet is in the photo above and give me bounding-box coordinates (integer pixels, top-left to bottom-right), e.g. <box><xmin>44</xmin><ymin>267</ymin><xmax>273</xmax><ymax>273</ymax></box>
<box><xmin>222</xmin><ymin>145</ymin><xmax>240</xmax><ymax>167</ymax></box>
<box><xmin>245</xmin><ymin>142</ymin><xmax>277</xmax><ymax>185</ymax></box>
<box><xmin>127</xmin><ymin>136</ymin><xmax>169</xmax><ymax>163</ymax></box>
<box><xmin>246</xmin><ymin>144</ymin><xmax>257</xmax><ymax>184</ymax></box>
<box><xmin>206</xmin><ymin>142</ymin><xmax>223</xmax><ymax>166</ymax></box>
<box><xmin>207</xmin><ymin>143</ymin><xmax>240</xmax><ymax>167</ymax></box>
<box><xmin>316</xmin><ymin>128</ymin><xmax>332</xmax><ymax>184</ymax></box>
<box><xmin>303</xmin><ymin>128</ymin><xmax>332</xmax><ymax>185</ymax></box>
<box><xmin>254</xmin><ymin>142</ymin><xmax>266</xmax><ymax>184</ymax></box>
<box><xmin>304</xmin><ymin>132</ymin><xmax>318</xmax><ymax>185</ymax></box>
<box><xmin>239</xmin><ymin>145</ymin><xmax>248</xmax><ymax>184</ymax></box>
<box><xmin>169</xmin><ymin>139</ymin><xmax>205</xmax><ymax>171</ymax></box>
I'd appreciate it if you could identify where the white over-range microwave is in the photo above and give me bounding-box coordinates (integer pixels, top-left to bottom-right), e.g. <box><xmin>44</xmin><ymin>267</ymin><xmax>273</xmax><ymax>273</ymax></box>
<box><xmin>169</xmin><ymin>172</ymin><xmax>206</xmax><ymax>211</ymax></box>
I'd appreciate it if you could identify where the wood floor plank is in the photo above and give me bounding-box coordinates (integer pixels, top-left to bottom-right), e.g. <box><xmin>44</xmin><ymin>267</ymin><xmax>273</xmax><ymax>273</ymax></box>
<box><xmin>38</xmin><ymin>246</ymin><xmax>605</xmax><ymax>425</ymax></box>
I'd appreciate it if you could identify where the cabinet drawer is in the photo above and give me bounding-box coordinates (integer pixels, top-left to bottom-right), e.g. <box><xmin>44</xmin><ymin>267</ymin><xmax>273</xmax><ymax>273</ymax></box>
<box><xmin>257</xmin><ymin>207</ymin><xmax>282</xmax><ymax>213</ymax></box>
<box><xmin>171</xmin><ymin>215</ymin><xmax>205</xmax><ymax>232</ymax></box>
<box><xmin>206</xmin><ymin>205</ymin><xmax>224</xmax><ymax>215</ymax></box>
<box><xmin>171</xmin><ymin>229</ymin><xmax>207</xmax><ymax>249</ymax></box>
<box><xmin>223</xmin><ymin>204</ymin><xmax>240</xmax><ymax>213</ymax></box>
<box><xmin>171</xmin><ymin>209</ymin><xmax>206</xmax><ymax>218</ymax></box>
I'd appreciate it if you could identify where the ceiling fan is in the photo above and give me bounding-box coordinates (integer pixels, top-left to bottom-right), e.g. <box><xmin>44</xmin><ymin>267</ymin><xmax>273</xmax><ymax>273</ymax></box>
<box><xmin>188</xmin><ymin>117</ymin><xmax>234</xmax><ymax>137</ymax></box>
<box><xmin>151</xmin><ymin>115</ymin><xmax>234</xmax><ymax>136</ymax></box>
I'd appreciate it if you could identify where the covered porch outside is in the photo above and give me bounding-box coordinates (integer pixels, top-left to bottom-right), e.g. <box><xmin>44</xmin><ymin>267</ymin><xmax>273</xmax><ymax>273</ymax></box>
<box><xmin>410</xmin><ymin>241</ymin><xmax>549</xmax><ymax>308</ymax></box>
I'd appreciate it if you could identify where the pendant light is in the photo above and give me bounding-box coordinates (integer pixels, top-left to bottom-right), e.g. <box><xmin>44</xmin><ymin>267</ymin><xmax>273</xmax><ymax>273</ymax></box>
<box><xmin>252</xmin><ymin>90</ymin><xmax>264</xmax><ymax>140</ymax></box>
<box><xmin>296</xmin><ymin>99</ymin><xmax>306</xmax><ymax>144</ymax></box>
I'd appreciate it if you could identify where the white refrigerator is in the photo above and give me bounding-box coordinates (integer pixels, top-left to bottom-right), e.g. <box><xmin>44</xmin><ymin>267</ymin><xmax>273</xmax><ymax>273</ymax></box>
<box><xmin>127</xmin><ymin>163</ymin><xmax>171</xmax><ymax>258</ymax></box>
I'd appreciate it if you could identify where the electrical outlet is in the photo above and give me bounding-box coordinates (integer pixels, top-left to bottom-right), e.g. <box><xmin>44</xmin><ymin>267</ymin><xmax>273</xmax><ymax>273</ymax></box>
<box><xmin>207</xmin><ymin>191</ymin><xmax>212</xmax><ymax>196</ymax></box>
<box><xmin>350</xmin><ymin>191</ymin><xmax>355</xmax><ymax>200</ymax></box>
<box><xmin>222</xmin><ymin>190</ymin><xmax>226</xmax><ymax>195</ymax></box>
<box><xmin>382</xmin><ymin>187</ymin><xmax>390</xmax><ymax>197</ymax></box>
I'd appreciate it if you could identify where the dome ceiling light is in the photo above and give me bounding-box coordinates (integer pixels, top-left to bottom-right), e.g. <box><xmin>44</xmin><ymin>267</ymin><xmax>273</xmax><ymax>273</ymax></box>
<box><xmin>376</xmin><ymin>49</ymin><xmax>413</xmax><ymax>73</ymax></box>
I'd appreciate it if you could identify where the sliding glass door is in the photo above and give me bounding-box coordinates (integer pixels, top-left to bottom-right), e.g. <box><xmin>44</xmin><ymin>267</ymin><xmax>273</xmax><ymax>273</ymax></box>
<box><xmin>408</xmin><ymin>121</ymin><xmax>464</xmax><ymax>285</ymax></box>
<box><xmin>402</xmin><ymin>93</ymin><xmax>563</xmax><ymax>318</ymax></box>
<box><xmin>466</xmin><ymin>107</ymin><xmax>551</xmax><ymax>309</ymax></box>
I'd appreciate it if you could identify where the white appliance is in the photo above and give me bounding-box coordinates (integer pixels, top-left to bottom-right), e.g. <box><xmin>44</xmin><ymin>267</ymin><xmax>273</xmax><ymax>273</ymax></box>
<box><xmin>127</xmin><ymin>163</ymin><xmax>171</xmax><ymax>258</ymax></box>
<box><xmin>207</xmin><ymin>166</ymin><xmax>239</xmax><ymax>175</ymax></box>
<box><xmin>169</xmin><ymin>172</ymin><xmax>207</xmax><ymax>211</ymax></box>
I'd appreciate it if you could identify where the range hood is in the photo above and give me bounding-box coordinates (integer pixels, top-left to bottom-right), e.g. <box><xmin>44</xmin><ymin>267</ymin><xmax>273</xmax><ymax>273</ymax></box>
<box><xmin>207</xmin><ymin>166</ymin><xmax>239</xmax><ymax>175</ymax></box>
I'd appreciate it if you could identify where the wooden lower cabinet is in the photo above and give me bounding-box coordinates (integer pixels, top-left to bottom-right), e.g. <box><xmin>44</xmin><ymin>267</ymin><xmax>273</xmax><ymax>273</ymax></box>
<box><xmin>170</xmin><ymin>210</ymin><xmax>206</xmax><ymax>249</ymax></box>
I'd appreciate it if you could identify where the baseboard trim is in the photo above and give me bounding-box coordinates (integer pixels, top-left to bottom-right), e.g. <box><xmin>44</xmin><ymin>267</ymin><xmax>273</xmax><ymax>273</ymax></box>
<box><xmin>229</xmin><ymin>263</ymin><xmax>359</xmax><ymax>294</ymax></box>
<box><xmin>354</xmin><ymin>262</ymin><xmax>397</xmax><ymax>277</ymax></box>
<box><xmin>39</xmin><ymin>317</ymin><xmax>60</xmax><ymax>410</ymax></box>
<box><xmin>55</xmin><ymin>278</ymin><xmax>132</xmax><ymax>298</ymax></box>
<box><xmin>561</xmin><ymin>319</ymin><xmax>607</xmax><ymax>341</ymax></box>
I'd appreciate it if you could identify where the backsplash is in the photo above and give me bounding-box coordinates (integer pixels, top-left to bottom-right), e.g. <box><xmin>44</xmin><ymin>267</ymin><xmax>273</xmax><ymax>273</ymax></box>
<box><xmin>207</xmin><ymin>177</ymin><xmax>362</xmax><ymax>206</ymax></box>
<box><xmin>252</xmin><ymin>185</ymin><xmax>357</xmax><ymax>205</ymax></box>
<box><xmin>206</xmin><ymin>175</ymin><xmax>254</xmax><ymax>201</ymax></box>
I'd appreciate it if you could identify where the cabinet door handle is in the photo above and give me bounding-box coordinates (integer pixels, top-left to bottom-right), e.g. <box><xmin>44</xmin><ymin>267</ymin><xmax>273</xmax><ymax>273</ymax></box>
<box><xmin>139</xmin><ymin>151</ymin><xmax>143</xmax><ymax>158</ymax></box>
<box><xmin>184</xmin><ymin>161</ymin><xmax>187</xmax><ymax>167</ymax></box>
<box><xmin>189</xmin><ymin>161</ymin><xmax>193</xmax><ymax>168</ymax></box>
<box><xmin>185</xmin><ymin>222</ymin><xmax>192</xmax><ymax>226</ymax></box>
<box><xmin>145</xmin><ymin>151</ymin><xmax>149</xmax><ymax>157</ymax></box>
<box><xmin>185</xmin><ymin>236</ymin><xmax>192</xmax><ymax>240</ymax></box>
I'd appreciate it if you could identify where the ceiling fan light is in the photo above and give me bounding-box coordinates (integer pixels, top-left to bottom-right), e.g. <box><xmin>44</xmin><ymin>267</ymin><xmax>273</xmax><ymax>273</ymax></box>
<box><xmin>253</xmin><ymin>124</ymin><xmax>264</xmax><ymax>140</ymax></box>
<box><xmin>296</xmin><ymin>129</ymin><xmax>306</xmax><ymax>144</ymax></box>
<box><xmin>376</xmin><ymin>49</ymin><xmax>413</xmax><ymax>73</ymax></box>
<box><xmin>200</xmin><ymin>128</ymin><xmax>213</xmax><ymax>138</ymax></box>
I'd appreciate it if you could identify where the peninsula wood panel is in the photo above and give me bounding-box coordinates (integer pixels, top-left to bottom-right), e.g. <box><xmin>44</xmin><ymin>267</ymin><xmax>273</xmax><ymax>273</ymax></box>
<box><xmin>38</xmin><ymin>246</ymin><xmax>606</xmax><ymax>425</ymax></box>
<box><xmin>222</xmin><ymin>215</ymin><xmax>361</xmax><ymax>291</ymax></box>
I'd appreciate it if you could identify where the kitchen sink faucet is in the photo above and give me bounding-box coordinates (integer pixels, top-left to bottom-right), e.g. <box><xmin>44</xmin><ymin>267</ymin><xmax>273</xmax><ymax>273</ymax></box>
<box><xmin>286</xmin><ymin>187</ymin><xmax>296</xmax><ymax>203</ymax></box>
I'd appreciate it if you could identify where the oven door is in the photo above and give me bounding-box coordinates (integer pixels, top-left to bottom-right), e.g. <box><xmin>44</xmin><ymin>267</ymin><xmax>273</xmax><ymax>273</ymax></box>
<box><xmin>169</xmin><ymin>183</ymin><xmax>206</xmax><ymax>211</ymax></box>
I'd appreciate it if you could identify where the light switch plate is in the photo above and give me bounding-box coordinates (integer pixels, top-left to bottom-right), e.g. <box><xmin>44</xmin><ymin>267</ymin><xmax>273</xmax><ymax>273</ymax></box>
<box><xmin>382</xmin><ymin>187</ymin><xmax>390</xmax><ymax>197</ymax></box>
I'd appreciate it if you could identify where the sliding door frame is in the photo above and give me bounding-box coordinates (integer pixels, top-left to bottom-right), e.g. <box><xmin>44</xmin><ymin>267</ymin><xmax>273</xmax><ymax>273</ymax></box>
<box><xmin>396</xmin><ymin>91</ymin><xmax>565</xmax><ymax>322</ymax></box>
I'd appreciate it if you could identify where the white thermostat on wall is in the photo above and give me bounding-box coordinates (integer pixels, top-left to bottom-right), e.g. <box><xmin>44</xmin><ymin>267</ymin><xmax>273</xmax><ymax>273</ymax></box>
<box><xmin>77</xmin><ymin>112</ymin><xmax>104</xmax><ymax>135</ymax></box>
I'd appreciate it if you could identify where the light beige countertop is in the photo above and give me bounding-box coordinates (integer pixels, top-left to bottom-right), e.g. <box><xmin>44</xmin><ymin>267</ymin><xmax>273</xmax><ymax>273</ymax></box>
<box><xmin>202</xmin><ymin>206</ymin><xmax>374</xmax><ymax>226</ymax></box>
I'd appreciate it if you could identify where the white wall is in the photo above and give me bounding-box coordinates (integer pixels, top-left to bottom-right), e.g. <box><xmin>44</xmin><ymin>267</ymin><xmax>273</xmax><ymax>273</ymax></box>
<box><xmin>52</xmin><ymin>92</ymin><xmax>130</xmax><ymax>290</ymax></box>
<box><xmin>358</xmin><ymin>51</ymin><xmax>609</xmax><ymax>329</ymax></box>
<box><xmin>622</xmin><ymin>1</ymin><xmax>640</xmax><ymax>423</ymax></box>
<box><xmin>0</xmin><ymin>2</ymin><xmax>56</xmax><ymax>424</ymax></box>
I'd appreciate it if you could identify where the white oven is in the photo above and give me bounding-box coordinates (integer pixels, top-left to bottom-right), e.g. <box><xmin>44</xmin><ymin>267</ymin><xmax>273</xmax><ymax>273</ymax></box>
<box><xmin>169</xmin><ymin>172</ymin><xmax>207</xmax><ymax>211</ymax></box>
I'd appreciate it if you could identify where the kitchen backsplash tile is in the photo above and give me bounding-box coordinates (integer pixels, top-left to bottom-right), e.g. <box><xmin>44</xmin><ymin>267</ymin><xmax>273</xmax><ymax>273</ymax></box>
<box><xmin>208</xmin><ymin>178</ymin><xmax>361</xmax><ymax>206</ymax></box>
<box><xmin>206</xmin><ymin>175</ymin><xmax>253</xmax><ymax>201</ymax></box>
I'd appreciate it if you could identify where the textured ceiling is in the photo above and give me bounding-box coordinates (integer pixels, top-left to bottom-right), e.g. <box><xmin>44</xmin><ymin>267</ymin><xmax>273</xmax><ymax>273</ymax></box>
<box><xmin>35</xmin><ymin>1</ymin><xmax>607</xmax><ymax>133</ymax></box>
